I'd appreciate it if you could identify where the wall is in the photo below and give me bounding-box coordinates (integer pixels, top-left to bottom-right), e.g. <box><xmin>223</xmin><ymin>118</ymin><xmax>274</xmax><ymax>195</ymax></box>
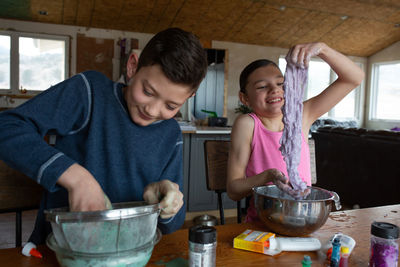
<box><xmin>0</xmin><ymin>18</ymin><xmax>153</xmax><ymax>108</ymax></box>
<box><xmin>365</xmin><ymin>41</ymin><xmax>400</xmax><ymax>130</ymax></box>
<box><xmin>2</xmin><ymin>18</ymin><xmax>283</xmax><ymax>121</ymax></box>
<box><xmin>2</xmin><ymin>18</ymin><xmax>392</xmax><ymax>131</ymax></box>
<box><xmin>212</xmin><ymin>40</ymin><xmax>367</xmax><ymax>126</ymax></box>
<box><xmin>212</xmin><ymin>41</ymin><xmax>288</xmax><ymax>125</ymax></box>
<box><xmin>0</xmin><ymin>18</ymin><xmax>153</xmax><ymax>76</ymax></box>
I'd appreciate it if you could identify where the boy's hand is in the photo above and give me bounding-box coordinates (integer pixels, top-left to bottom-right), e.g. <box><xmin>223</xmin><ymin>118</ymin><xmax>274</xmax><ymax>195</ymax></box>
<box><xmin>57</xmin><ymin>163</ymin><xmax>107</xmax><ymax>212</ymax></box>
<box><xmin>143</xmin><ymin>180</ymin><xmax>183</xmax><ymax>219</ymax></box>
<box><xmin>286</xmin><ymin>42</ymin><xmax>326</xmax><ymax>68</ymax></box>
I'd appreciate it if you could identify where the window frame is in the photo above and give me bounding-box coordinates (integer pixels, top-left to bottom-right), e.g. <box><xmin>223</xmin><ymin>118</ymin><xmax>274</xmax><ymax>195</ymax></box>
<box><xmin>329</xmin><ymin>60</ymin><xmax>365</xmax><ymax>121</ymax></box>
<box><xmin>0</xmin><ymin>30</ymin><xmax>70</xmax><ymax>95</ymax></box>
<box><xmin>279</xmin><ymin>56</ymin><xmax>364</xmax><ymax>122</ymax></box>
<box><xmin>369</xmin><ymin>61</ymin><xmax>400</xmax><ymax>123</ymax></box>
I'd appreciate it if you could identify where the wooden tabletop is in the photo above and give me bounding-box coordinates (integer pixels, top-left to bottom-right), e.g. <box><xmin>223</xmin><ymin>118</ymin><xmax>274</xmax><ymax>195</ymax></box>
<box><xmin>1</xmin><ymin>204</ymin><xmax>399</xmax><ymax>266</ymax></box>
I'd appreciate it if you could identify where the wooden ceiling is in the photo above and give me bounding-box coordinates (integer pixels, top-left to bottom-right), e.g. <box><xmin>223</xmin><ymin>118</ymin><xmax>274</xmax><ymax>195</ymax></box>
<box><xmin>1</xmin><ymin>0</ymin><xmax>400</xmax><ymax>57</ymax></box>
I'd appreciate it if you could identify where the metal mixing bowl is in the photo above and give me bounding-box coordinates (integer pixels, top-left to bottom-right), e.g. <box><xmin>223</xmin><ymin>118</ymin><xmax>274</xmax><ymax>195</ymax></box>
<box><xmin>45</xmin><ymin>201</ymin><xmax>160</xmax><ymax>253</ymax></box>
<box><xmin>47</xmin><ymin>228</ymin><xmax>161</xmax><ymax>267</ymax></box>
<box><xmin>253</xmin><ymin>185</ymin><xmax>341</xmax><ymax>236</ymax></box>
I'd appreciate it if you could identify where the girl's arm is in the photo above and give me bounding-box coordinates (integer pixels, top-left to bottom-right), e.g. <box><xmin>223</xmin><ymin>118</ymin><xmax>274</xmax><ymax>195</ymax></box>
<box><xmin>227</xmin><ymin>114</ymin><xmax>287</xmax><ymax>201</ymax></box>
<box><xmin>287</xmin><ymin>42</ymin><xmax>365</xmax><ymax>133</ymax></box>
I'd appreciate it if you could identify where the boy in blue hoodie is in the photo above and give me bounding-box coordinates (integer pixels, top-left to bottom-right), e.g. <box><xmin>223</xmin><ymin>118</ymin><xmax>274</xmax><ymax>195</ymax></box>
<box><xmin>0</xmin><ymin>28</ymin><xmax>207</xmax><ymax>245</ymax></box>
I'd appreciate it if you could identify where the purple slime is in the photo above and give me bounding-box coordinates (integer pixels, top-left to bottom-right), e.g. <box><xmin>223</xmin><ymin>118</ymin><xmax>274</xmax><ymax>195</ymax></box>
<box><xmin>370</xmin><ymin>238</ymin><xmax>399</xmax><ymax>267</ymax></box>
<box><xmin>279</xmin><ymin>63</ymin><xmax>308</xmax><ymax>197</ymax></box>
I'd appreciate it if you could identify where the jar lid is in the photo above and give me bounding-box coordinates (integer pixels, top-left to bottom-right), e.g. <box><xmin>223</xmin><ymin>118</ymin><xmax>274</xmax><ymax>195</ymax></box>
<box><xmin>189</xmin><ymin>225</ymin><xmax>216</xmax><ymax>244</ymax></box>
<box><xmin>371</xmin><ymin>222</ymin><xmax>399</xmax><ymax>239</ymax></box>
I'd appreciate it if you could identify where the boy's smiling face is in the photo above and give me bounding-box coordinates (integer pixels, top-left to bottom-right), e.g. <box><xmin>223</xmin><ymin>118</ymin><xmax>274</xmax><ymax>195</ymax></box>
<box><xmin>123</xmin><ymin>64</ymin><xmax>193</xmax><ymax>126</ymax></box>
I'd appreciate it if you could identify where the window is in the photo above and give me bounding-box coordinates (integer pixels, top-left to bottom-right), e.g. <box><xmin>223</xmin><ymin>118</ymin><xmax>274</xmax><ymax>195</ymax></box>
<box><xmin>191</xmin><ymin>49</ymin><xmax>225</xmax><ymax>119</ymax></box>
<box><xmin>370</xmin><ymin>62</ymin><xmax>400</xmax><ymax>121</ymax></box>
<box><xmin>0</xmin><ymin>35</ymin><xmax>11</xmax><ymax>89</ymax></box>
<box><xmin>279</xmin><ymin>57</ymin><xmax>363</xmax><ymax>121</ymax></box>
<box><xmin>0</xmin><ymin>31</ymin><xmax>69</xmax><ymax>94</ymax></box>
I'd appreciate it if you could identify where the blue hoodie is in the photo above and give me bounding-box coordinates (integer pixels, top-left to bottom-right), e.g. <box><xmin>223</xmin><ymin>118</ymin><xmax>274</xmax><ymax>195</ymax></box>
<box><xmin>0</xmin><ymin>71</ymin><xmax>185</xmax><ymax>244</ymax></box>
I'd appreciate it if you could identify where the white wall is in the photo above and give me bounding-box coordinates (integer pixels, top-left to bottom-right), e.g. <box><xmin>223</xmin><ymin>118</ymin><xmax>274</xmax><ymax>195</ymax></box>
<box><xmin>1</xmin><ymin>18</ymin><xmax>290</xmax><ymax>121</ymax></box>
<box><xmin>3</xmin><ymin>18</ymin><xmax>398</xmax><ymax>130</ymax></box>
<box><xmin>212</xmin><ymin>40</ymin><xmax>367</xmax><ymax>126</ymax></box>
<box><xmin>365</xmin><ymin>41</ymin><xmax>400</xmax><ymax>129</ymax></box>
<box><xmin>212</xmin><ymin>40</ymin><xmax>288</xmax><ymax>125</ymax></box>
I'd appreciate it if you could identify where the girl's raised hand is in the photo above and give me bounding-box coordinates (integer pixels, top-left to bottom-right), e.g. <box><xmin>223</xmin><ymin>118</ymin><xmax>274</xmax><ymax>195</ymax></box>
<box><xmin>286</xmin><ymin>42</ymin><xmax>326</xmax><ymax>68</ymax></box>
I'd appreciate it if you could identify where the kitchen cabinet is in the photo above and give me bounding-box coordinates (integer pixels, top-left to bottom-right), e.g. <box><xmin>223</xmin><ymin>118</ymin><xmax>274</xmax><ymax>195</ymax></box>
<box><xmin>182</xmin><ymin>132</ymin><xmax>236</xmax><ymax>212</ymax></box>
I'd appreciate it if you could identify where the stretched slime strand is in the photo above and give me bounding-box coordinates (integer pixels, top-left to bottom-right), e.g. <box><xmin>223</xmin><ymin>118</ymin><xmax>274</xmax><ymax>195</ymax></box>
<box><xmin>279</xmin><ymin>63</ymin><xmax>308</xmax><ymax>197</ymax></box>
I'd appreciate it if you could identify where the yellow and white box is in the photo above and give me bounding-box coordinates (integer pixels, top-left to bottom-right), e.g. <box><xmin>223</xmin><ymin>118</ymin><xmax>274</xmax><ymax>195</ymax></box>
<box><xmin>233</xmin><ymin>229</ymin><xmax>275</xmax><ymax>254</ymax></box>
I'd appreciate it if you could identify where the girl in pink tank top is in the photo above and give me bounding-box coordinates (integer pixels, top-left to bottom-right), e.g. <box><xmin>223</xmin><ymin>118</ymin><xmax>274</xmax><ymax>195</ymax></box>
<box><xmin>245</xmin><ymin>113</ymin><xmax>311</xmax><ymax>221</ymax></box>
<box><xmin>226</xmin><ymin>42</ymin><xmax>364</xmax><ymax>222</ymax></box>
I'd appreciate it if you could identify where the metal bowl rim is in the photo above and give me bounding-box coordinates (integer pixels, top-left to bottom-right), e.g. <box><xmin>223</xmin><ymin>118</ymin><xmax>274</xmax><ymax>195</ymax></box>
<box><xmin>45</xmin><ymin>201</ymin><xmax>160</xmax><ymax>223</ymax></box>
<box><xmin>252</xmin><ymin>185</ymin><xmax>335</xmax><ymax>202</ymax></box>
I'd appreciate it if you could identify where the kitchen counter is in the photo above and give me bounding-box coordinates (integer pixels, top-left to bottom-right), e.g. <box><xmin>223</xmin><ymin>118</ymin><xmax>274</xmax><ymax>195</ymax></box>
<box><xmin>177</xmin><ymin>120</ymin><xmax>231</xmax><ymax>134</ymax></box>
<box><xmin>2</xmin><ymin>204</ymin><xmax>399</xmax><ymax>266</ymax></box>
<box><xmin>180</xmin><ymin>125</ymin><xmax>231</xmax><ymax>134</ymax></box>
<box><xmin>189</xmin><ymin>126</ymin><xmax>231</xmax><ymax>134</ymax></box>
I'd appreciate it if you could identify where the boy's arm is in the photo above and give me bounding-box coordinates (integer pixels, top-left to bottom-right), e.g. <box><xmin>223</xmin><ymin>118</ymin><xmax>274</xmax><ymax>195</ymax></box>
<box><xmin>294</xmin><ymin>43</ymin><xmax>365</xmax><ymax>131</ymax></box>
<box><xmin>226</xmin><ymin>115</ymin><xmax>287</xmax><ymax>201</ymax></box>
<box><xmin>143</xmin><ymin>137</ymin><xmax>185</xmax><ymax>234</ymax></box>
<box><xmin>57</xmin><ymin>163</ymin><xmax>107</xmax><ymax>211</ymax></box>
<box><xmin>0</xmin><ymin>74</ymin><xmax>91</xmax><ymax>192</ymax></box>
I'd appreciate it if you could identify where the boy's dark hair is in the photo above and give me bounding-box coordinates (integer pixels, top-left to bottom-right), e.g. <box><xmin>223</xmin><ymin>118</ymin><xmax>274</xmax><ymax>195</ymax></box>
<box><xmin>137</xmin><ymin>28</ymin><xmax>207</xmax><ymax>91</ymax></box>
<box><xmin>239</xmin><ymin>59</ymin><xmax>279</xmax><ymax>94</ymax></box>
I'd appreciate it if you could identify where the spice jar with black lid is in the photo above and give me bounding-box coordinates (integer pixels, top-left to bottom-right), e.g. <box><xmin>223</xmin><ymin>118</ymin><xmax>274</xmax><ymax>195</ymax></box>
<box><xmin>189</xmin><ymin>225</ymin><xmax>217</xmax><ymax>267</ymax></box>
<box><xmin>369</xmin><ymin>221</ymin><xmax>399</xmax><ymax>267</ymax></box>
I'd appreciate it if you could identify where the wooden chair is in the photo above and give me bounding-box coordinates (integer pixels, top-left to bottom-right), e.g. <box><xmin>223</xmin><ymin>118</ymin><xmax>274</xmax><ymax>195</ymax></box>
<box><xmin>204</xmin><ymin>140</ymin><xmax>245</xmax><ymax>225</ymax></box>
<box><xmin>0</xmin><ymin>160</ymin><xmax>43</xmax><ymax>247</ymax></box>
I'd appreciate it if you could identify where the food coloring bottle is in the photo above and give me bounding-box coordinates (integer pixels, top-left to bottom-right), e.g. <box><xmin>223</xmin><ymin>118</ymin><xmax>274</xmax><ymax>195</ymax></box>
<box><xmin>330</xmin><ymin>237</ymin><xmax>341</xmax><ymax>267</ymax></box>
<box><xmin>302</xmin><ymin>255</ymin><xmax>312</xmax><ymax>267</ymax></box>
<box><xmin>339</xmin><ymin>246</ymin><xmax>349</xmax><ymax>267</ymax></box>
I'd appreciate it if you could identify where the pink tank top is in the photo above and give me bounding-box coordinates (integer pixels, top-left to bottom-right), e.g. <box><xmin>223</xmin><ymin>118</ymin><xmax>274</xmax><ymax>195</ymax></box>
<box><xmin>245</xmin><ymin>113</ymin><xmax>311</xmax><ymax>221</ymax></box>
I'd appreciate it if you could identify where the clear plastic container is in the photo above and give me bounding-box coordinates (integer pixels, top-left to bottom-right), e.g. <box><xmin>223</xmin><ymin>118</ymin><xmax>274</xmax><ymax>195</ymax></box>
<box><xmin>369</xmin><ymin>221</ymin><xmax>399</xmax><ymax>267</ymax></box>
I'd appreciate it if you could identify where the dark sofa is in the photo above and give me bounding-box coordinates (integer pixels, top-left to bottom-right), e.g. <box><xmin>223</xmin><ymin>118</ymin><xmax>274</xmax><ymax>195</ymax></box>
<box><xmin>312</xmin><ymin>126</ymin><xmax>400</xmax><ymax>208</ymax></box>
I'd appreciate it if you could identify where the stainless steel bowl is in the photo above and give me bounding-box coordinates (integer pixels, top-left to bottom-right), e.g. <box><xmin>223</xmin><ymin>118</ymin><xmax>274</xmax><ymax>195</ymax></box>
<box><xmin>253</xmin><ymin>185</ymin><xmax>341</xmax><ymax>236</ymax></box>
<box><xmin>47</xmin><ymin>228</ymin><xmax>162</xmax><ymax>267</ymax></box>
<box><xmin>45</xmin><ymin>201</ymin><xmax>160</xmax><ymax>253</ymax></box>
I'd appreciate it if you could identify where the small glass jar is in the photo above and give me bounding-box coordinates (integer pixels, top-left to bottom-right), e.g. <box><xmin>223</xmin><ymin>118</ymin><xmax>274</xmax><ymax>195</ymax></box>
<box><xmin>369</xmin><ymin>221</ymin><xmax>399</xmax><ymax>267</ymax></box>
<box><xmin>189</xmin><ymin>225</ymin><xmax>217</xmax><ymax>267</ymax></box>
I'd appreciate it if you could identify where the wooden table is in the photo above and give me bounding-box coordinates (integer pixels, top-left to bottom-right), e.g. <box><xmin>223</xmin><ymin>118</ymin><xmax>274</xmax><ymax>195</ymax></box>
<box><xmin>1</xmin><ymin>204</ymin><xmax>399</xmax><ymax>266</ymax></box>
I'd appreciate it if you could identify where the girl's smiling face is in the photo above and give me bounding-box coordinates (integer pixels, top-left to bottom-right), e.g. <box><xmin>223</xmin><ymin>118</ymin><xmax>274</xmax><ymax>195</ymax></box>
<box><xmin>123</xmin><ymin>64</ymin><xmax>193</xmax><ymax>126</ymax></box>
<box><xmin>240</xmin><ymin>64</ymin><xmax>284</xmax><ymax>118</ymax></box>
